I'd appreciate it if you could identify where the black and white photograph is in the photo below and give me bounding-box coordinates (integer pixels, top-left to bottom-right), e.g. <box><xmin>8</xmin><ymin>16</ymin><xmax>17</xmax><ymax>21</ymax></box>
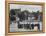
<box><xmin>9</xmin><ymin>4</ymin><xmax>43</xmax><ymax>32</ymax></box>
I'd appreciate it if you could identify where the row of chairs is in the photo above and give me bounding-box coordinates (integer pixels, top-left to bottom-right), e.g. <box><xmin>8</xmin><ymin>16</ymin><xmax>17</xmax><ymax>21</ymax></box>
<box><xmin>18</xmin><ymin>24</ymin><xmax>40</xmax><ymax>30</ymax></box>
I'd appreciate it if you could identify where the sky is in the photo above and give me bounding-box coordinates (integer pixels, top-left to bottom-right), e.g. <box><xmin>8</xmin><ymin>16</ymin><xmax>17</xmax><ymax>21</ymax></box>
<box><xmin>10</xmin><ymin>4</ymin><xmax>42</xmax><ymax>12</ymax></box>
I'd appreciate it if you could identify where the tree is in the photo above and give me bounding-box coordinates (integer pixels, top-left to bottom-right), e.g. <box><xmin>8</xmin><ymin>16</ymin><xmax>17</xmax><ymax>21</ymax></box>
<box><xmin>10</xmin><ymin>9</ymin><xmax>15</xmax><ymax>16</ymax></box>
